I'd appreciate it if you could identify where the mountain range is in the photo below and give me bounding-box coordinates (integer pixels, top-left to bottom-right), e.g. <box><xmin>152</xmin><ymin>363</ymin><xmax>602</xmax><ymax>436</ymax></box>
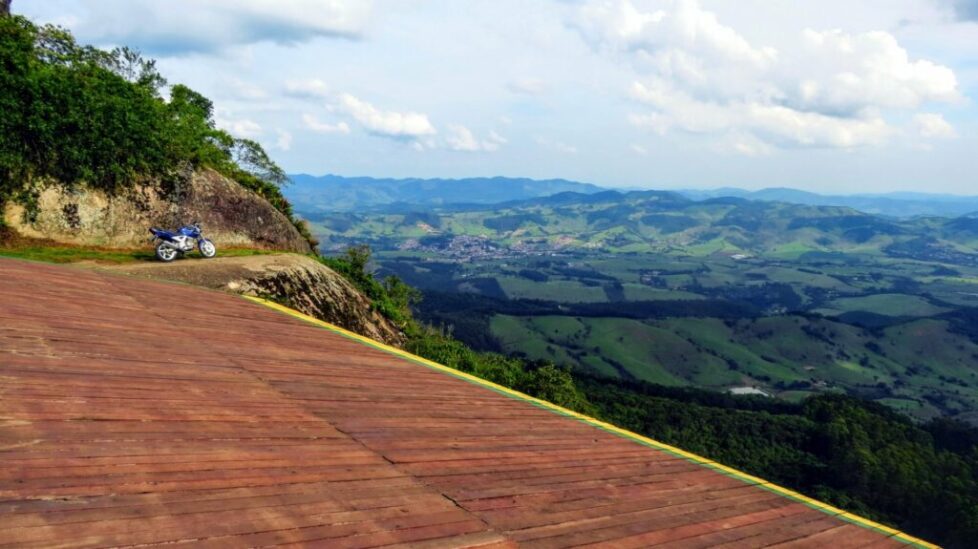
<box><xmin>311</xmin><ymin>188</ymin><xmax>978</xmax><ymax>262</ymax></box>
<box><xmin>287</xmin><ymin>174</ymin><xmax>978</xmax><ymax>219</ymax></box>
<box><xmin>677</xmin><ymin>187</ymin><xmax>978</xmax><ymax>218</ymax></box>
<box><xmin>286</xmin><ymin>174</ymin><xmax>603</xmax><ymax>213</ymax></box>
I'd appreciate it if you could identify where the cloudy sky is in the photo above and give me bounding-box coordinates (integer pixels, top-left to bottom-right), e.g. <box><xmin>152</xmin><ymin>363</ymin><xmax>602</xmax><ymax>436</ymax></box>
<box><xmin>16</xmin><ymin>0</ymin><xmax>978</xmax><ymax>193</ymax></box>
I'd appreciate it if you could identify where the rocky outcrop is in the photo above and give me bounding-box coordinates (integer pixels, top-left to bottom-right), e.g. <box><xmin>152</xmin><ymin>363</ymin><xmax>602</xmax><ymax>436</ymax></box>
<box><xmin>105</xmin><ymin>254</ymin><xmax>404</xmax><ymax>346</ymax></box>
<box><xmin>3</xmin><ymin>169</ymin><xmax>312</xmax><ymax>253</ymax></box>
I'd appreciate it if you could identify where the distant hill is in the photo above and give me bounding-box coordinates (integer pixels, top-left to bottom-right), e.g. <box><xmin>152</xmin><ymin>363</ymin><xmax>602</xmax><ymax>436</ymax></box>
<box><xmin>285</xmin><ymin>174</ymin><xmax>604</xmax><ymax>214</ymax></box>
<box><xmin>311</xmin><ymin>189</ymin><xmax>978</xmax><ymax>261</ymax></box>
<box><xmin>287</xmin><ymin>173</ymin><xmax>978</xmax><ymax>219</ymax></box>
<box><xmin>679</xmin><ymin>187</ymin><xmax>978</xmax><ymax>218</ymax></box>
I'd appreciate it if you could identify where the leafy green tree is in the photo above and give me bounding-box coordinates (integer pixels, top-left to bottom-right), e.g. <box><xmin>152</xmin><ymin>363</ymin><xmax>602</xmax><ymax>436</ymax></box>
<box><xmin>105</xmin><ymin>46</ymin><xmax>166</xmax><ymax>93</ymax></box>
<box><xmin>233</xmin><ymin>138</ymin><xmax>287</xmax><ymax>187</ymax></box>
<box><xmin>519</xmin><ymin>363</ymin><xmax>592</xmax><ymax>411</ymax></box>
<box><xmin>0</xmin><ymin>15</ymin><xmax>33</xmax><ymax>200</ymax></box>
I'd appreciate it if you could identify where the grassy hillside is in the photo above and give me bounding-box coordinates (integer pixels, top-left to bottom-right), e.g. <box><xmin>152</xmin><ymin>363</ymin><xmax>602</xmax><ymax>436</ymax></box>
<box><xmin>491</xmin><ymin>314</ymin><xmax>978</xmax><ymax>420</ymax></box>
<box><xmin>403</xmin><ymin>252</ymin><xmax>978</xmax><ymax>420</ymax></box>
<box><xmin>334</xmin><ymin>201</ymin><xmax>978</xmax><ymax>426</ymax></box>
<box><xmin>311</xmin><ymin>190</ymin><xmax>978</xmax><ymax>261</ymax></box>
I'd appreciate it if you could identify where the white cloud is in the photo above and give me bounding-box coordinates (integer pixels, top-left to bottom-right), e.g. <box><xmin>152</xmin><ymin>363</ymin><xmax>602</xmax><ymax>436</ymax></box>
<box><xmin>216</xmin><ymin>115</ymin><xmax>263</xmax><ymax>139</ymax></box>
<box><xmin>445</xmin><ymin>125</ymin><xmax>507</xmax><ymax>152</ymax></box>
<box><xmin>577</xmin><ymin>0</ymin><xmax>961</xmax><ymax>152</ymax></box>
<box><xmin>507</xmin><ymin>78</ymin><xmax>550</xmax><ymax>96</ymax></box>
<box><xmin>628</xmin><ymin>81</ymin><xmax>893</xmax><ymax>149</ymax></box>
<box><xmin>912</xmin><ymin>113</ymin><xmax>957</xmax><ymax>139</ymax></box>
<box><xmin>302</xmin><ymin>113</ymin><xmax>351</xmax><ymax>134</ymax></box>
<box><xmin>56</xmin><ymin>0</ymin><xmax>373</xmax><ymax>55</ymax></box>
<box><xmin>536</xmin><ymin>136</ymin><xmax>578</xmax><ymax>154</ymax></box>
<box><xmin>630</xmin><ymin>144</ymin><xmax>649</xmax><ymax>156</ymax></box>
<box><xmin>335</xmin><ymin>93</ymin><xmax>437</xmax><ymax>139</ymax></box>
<box><xmin>285</xmin><ymin>79</ymin><xmax>332</xmax><ymax>100</ymax></box>
<box><xmin>225</xmin><ymin>78</ymin><xmax>267</xmax><ymax>101</ymax></box>
<box><xmin>273</xmin><ymin>130</ymin><xmax>293</xmax><ymax>151</ymax></box>
<box><xmin>788</xmin><ymin>29</ymin><xmax>960</xmax><ymax>116</ymax></box>
<box><xmin>722</xmin><ymin>133</ymin><xmax>774</xmax><ymax>157</ymax></box>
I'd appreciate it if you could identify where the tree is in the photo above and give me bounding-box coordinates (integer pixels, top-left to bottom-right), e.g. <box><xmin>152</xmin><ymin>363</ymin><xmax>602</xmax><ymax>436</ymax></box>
<box><xmin>165</xmin><ymin>84</ymin><xmax>233</xmax><ymax>169</ymax></box>
<box><xmin>105</xmin><ymin>46</ymin><xmax>166</xmax><ymax>94</ymax></box>
<box><xmin>1</xmin><ymin>1</ymin><xmax>11</xmax><ymax>17</ymax></box>
<box><xmin>0</xmin><ymin>13</ymin><xmax>33</xmax><ymax>197</ymax></box>
<box><xmin>232</xmin><ymin>138</ymin><xmax>287</xmax><ymax>187</ymax></box>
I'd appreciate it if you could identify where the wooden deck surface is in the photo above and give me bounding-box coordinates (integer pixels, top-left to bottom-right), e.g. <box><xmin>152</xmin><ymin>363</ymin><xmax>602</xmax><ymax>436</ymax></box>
<box><xmin>0</xmin><ymin>258</ymin><xmax>912</xmax><ymax>548</ymax></box>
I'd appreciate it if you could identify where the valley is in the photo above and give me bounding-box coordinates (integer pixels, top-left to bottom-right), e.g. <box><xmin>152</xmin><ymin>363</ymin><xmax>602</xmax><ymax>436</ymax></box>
<box><xmin>301</xmin><ymin>191</ymin><xmax>978</xmax><ymax>424</ymax></box>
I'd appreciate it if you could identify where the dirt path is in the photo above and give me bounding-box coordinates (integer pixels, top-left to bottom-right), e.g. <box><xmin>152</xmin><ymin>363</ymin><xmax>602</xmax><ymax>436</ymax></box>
<box><xmin>100</xmin><ymin>253</ymin><xmax>313</xmax><ymax>290</ymax></box>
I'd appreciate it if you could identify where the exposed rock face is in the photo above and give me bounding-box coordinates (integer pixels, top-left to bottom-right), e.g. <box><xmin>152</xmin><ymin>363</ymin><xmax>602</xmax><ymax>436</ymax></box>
<box><xmin>3</xmin><ymin>169</ymin><xmax>312</xmax><ymax>253</ymax></box>
<box><xmin>106</xmin><ymin>254</ymin><xmax>405</xmax><ymax>346</ymax></box>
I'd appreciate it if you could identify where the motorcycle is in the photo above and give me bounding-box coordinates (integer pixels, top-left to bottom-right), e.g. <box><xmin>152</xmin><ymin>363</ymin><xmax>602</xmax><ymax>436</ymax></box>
<box><xmin>149</xmin><ymin>222</ymin><xmax>217</xmax><ymax>262</ymax></box>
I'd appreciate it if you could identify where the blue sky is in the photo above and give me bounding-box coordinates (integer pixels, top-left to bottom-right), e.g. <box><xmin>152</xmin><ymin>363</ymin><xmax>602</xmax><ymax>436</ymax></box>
<box><xmin>16</xmin><ymin>0</ymin><xmax>978</xmax><ymax>194</ymax></box>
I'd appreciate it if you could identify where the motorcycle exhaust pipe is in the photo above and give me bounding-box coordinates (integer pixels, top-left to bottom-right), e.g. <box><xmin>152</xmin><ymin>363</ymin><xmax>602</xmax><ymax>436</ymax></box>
<box><xmin>158</xmin><ymin>240</ymin><xmax>183</xmax><ymax>251</ymax></box>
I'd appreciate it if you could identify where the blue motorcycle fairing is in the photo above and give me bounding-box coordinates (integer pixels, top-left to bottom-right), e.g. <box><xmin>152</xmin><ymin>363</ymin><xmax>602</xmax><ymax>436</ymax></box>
<box><xmin>179</xmin><ymin>226</ymin><xmax>201</xmax><ymax>238</ymax></box>
<box><xmin>150</xmin><ymin>225</ymin><xmax>200</xmax><ymax>241</ymax></box>
<box><xmin>149</xmin><ymin>227</ymin><xmax>175</xmax><ymax>240</ymax></box>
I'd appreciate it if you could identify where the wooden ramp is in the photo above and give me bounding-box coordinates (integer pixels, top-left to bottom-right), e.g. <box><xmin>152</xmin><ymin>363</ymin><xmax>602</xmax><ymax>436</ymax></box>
<box><xmin>0</xmin><ymin>258</ymin><xmax>926</xmax><ymax>548</ymax></box>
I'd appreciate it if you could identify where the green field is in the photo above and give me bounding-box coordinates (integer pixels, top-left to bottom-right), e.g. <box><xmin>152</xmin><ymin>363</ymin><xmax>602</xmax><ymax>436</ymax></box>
<box><xmin>490</xmin><ymin>313</ymin><xmax>978</xmax><ymax>421</ymax></box>
<box><xmin>0</xmin><ymin>244</ymin><xmax>271</xmax><ymax>264</ymax></box>
<box><xmin>818</xmin><ymin>293</ymin><xmax>950</xmax><ymax>317</ymax></box>
<box><xmin>318</xmin><ymin>191</ymin><xmax>978</xmax><ymax>424</ymax></box>
<box><xmin>496</xmin><ymin>277</ymin><xmax>608</xmax><ymax>303</ymax></box>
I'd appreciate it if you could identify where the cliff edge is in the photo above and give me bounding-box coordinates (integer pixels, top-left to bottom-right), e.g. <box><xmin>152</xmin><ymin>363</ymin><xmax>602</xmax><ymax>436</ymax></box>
<box><xmin>103</xmin><ymin>253</ymin><xmax>405</xmax><ymax>346</ymax></box>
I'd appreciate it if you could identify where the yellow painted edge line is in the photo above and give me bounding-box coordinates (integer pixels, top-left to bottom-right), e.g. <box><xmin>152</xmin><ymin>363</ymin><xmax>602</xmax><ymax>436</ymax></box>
<box><xmin>243</xmin><ymin>296</ymin><xmax>940</xmax><ymax>549</ymax></box>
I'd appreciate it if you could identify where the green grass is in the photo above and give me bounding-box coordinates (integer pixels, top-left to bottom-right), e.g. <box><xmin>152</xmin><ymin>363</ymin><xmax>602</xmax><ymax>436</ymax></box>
<box><xmin>766</xmin><ymin>241</ymin><xmax>819</xmax><ymax>260</ymax></box>
<box><xmin>621</xmin><ymin>284</ymin><xmax>705</xmax><ymax>301</ymax></box>
<box><xmin>364</xmin><ymin>238</ymin><xmax>978</xmax><ymax>423</ymax></box>
<box><xmin>496</xmin><ymin>277</ymin><xmax>608</xmax><ymax>303</ymax></box>
<box><xmin>489</xmin><ymin>312</ymin><xmax>978</xmax><ymax>421</ymax></box>
<box><xmin>0</xmin><ymin>244</ymin><xmax>272</xmax><ymax>264</ymax></box>
<box><xmin>822</xmin><ymin>293</ymin><xmax>950</xmax><ymax>317</ymax></box>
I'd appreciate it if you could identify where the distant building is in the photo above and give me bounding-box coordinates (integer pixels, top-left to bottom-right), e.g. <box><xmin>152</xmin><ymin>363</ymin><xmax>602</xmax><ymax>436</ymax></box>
<box><xmin>728</xmin><ymin>386</ymin><xmax>770</xmax><ymax>397</ymax></box>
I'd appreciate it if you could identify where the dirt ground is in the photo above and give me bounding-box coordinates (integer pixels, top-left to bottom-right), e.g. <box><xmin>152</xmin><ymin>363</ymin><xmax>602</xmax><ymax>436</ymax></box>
<box><xmin>101</xmin><ymin>253</ymin><xmax>312</xmax><ymax>290</ymax></box>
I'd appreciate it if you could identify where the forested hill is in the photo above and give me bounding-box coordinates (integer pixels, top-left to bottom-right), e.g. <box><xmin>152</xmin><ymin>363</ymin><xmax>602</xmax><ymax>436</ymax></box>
<box><xmin>312</xmin><ymin>187</ymin><xmax>978</xmax><ymax>260</ymax></box>
<box><xmin>287</xmin><ymin>173</ymin><xmax>978</xmax><ymax>219</ymax></box>
<box><xmin>285</xmin><ymin>173</ymin><xmax>604</xmax><ymax>212</ymax></box>
<box><xmin>680</xmin><ymin>187</ymin><xmax>978</xmax><ymax>218</ymax></box>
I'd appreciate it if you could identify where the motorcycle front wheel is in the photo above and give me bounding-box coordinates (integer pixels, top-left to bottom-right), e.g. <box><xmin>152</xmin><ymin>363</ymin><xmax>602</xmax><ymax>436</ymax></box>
<box><xmin>199</xmin><ymin>239</ymin><xmax>217</xmax><ymax>258</ymax></box>
<box><xmin>156</xmin><ymin>242</ymin><xmax>178</xmax><ymax>262</ymax></box>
